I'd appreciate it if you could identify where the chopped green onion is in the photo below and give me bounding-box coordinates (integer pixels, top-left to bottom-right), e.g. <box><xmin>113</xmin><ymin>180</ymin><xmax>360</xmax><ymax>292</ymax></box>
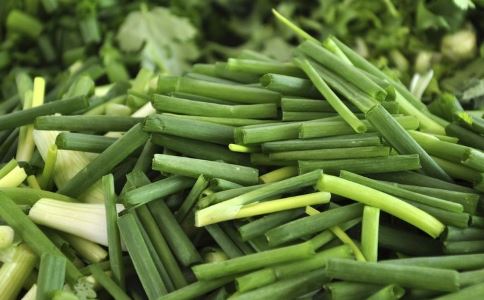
<box><xmin>270</xmin><ymin>145</ymin><xmax>390</xmax><ymax>161</ymax></box>
<box><xmin>361</xmin><ymin>206</ymin><xmax>380</xmax><ymax>262</ymax></box>
<box><xmin>87</xmin><ymin>264</ymin><xmax>130</xmax><ymax>300</ymax></box>
<box><xmin>260</xmin><ymin>74</ymin><xmax>319</xmax><ymax>98</ymax></box>
<box><xmin>34</xmin><ymin>115</ymin><xmax>142</xmax><ymax>132</ymax></box>
<box><xmin>56</xmin><ymin>133</ymin><xmax>116</xmax><ymax>153</ymax></box>
<box><xmin>0</xmin><ymin>244</ymin><xmax>37</xmax><ymax>300</ymax></box>
<box><xmin>366</xmin><ymin>284</ymin><xmax>405</xmax><ymax>300</ymax></box>
<box><xmin>227</xmin><ymin>58</ymin><xmax>305</xmax><ymax>77</ymax></box>
<box><xmin>37</xmin><ymin>254</ymin><xmax>66</xmax><ymax>300</ymax></box>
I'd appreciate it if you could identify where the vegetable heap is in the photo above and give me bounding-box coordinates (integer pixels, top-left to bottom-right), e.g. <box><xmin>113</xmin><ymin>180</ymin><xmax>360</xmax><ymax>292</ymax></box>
<box><xmin>1</xmin><ymin>8</ymin><xmax>484</xmax><ymax>300</ymax></box>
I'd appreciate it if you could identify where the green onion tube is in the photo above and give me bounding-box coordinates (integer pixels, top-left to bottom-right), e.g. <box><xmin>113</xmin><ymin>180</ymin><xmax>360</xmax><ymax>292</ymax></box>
<box><xmin>326</xmin><ymin>258</ymin><xmax>459</xmax><ymax>291</ymax></box>
<box><xmin>409</xmin><ymin>130</ymin><xmax>468</xmax><ymax>162</ymax></box>
<box><xmin>270</xmin><ymin>146</ymin><xmax>390</xmax><ymax>161</ymax></box>
<box><xmin>196</xmin><ymin>170</ymin><xmax>321</xmax><ymax>227</ymax></box>
<box><xmin>153</xmin><ymin>94</ymin><xmax>278</xmax><ymax>119</ymax></box>
<box><xmin>444</xmin><ymin>240</ymin><xmax>484</xmax><ymax>254</ymax></box>
<box><xmin>462</xmin><ymin>148</ymin><xmax>484</xmax><ymax>172</ymax></box>
<box><xmin>294</xmin><ymin>57</ymin><xmax>366</xmax><ymax>133</ymax></box>
<box><xmin>299</xmin><ymin>116</ymin><xmax>419</xmax><ymax>139</ymax></box>
<box><xmin>361</xmin><ymin>206</ymin><xmax>380</xmax><ymax>262</ymax></box>
<box><xmin>265</xmin><ymin>203</ymin><xmax>363</xmax><ymax>246</ymax></box>
<box><xmin>0</xmin><ymin>96</ymin><xmax>88</xmax><ymax>130</ymax></box>
<box><xmin>325</xmin><ymin>282</ymin><xmax>382</xmax><ymax>300</ymax></box>
<box><xmin>298</xmin><ymin>40</ymin><xmax>387</xmax><ymax>101</ymax></box>
<box><xmin>459</xmin><ymin>269</ymin><xmax>484</xmax><ymax>287</ymax></box>
<box><xmin>192</xmin><ymin>242</ymin><xmax>315</xmax><ymax>280</ymax></box>
<box><xmin>214</xmin><ymin>62</ymin><xmax>261</xmax><ymax>83</ymax></box>
<box><xmin>34</xmin><ymin>115</ymin><xmax>142</xmax><ymax>132</ymax></box>
<box><xmin>151</xmin><ymin>134</ymin><xmax>249</xmax><ymax>165</ymax></box>
<box><xmin>58</xmin><ymin>123</ymin><xmax>149</xmax><ymax>198</ymax></box>
<box><xmin>446</xmin><ymin>123</ymin><xmax>484</xmax><ymax>150</ymax></box>
<box><xmin>378</xmin><ymin>225</ymin><xmax>442</xmax><ymax>256</ymax></box>
<box><xmin>445</xmin><ymin>226</ymin><xmax>484</xmax><ymax>242</ymax></box>
<box><xmin>152</xmin><ymin>154</ymin><xmax>259</xmax><ymax>186</ymax></box>
<box><xmin>158</xmin><ymin>76</ymin><xmax>280</xmax><ymax>104</ymax></box>
<box><xmin>281</xmin><ymin>97</ymin><xmax>348</xmax><ymax>112</ymax></box>
<box><xmin>366</xmin><ymin>104</ymin><xmax>452</xmax><ymax>181</ymax></box>
<box><xmin>171</xmin><ymin>114</ymin><xmax>272</xmax><ymax>126</ymax></box>
<box><xmin>227</xmin><ymin>58</ymin><xmax>305</xmax><ymax>77</ymax></box>
<box><xmin>381</xmin><ymin>254</ymin><xmax>484</xmax><ymax>270</ymax></box>
<box><xmin>261</xmin><ymin>133</ymin><xmax>381</xmax><ymax>152</ymax></box>
<box><xmin>198</xmin><ymin>185</ymin><xmax>263</xmax><ymax>209</ymax></box>
<box><xmin>206</xmin><ymin>224</ymin><xmax>244</xmax><ymax>258</ymax></box>
<box><xmin>317</xmin><ymin>174</ymin><xmax>445</xmax><ymax>238</ymax></box>
<box><xmin>88</xmin><ymin>264</ymin><xmax>131</xmax><ymax>300</ymax></box>
<box><xmin>282</xmin><ymin>111</ymin><xmax>336</xmax><ymax>121</ymax></box>
<box><xmin>124</xmin><ymin>175</ymin><xmax>195</xmax><ymax>207</ymax></box>
<box><xmin>299</xmin><ymin>154</ymin><xmax>421</xmax><ymax>175</ymax></box>
<box><xmin>0</xmin><ymin>194</ymin><xmax>81</xmax><ymax>282</ymax></box>
<box><xmin>340</xmin><ymin>171</ymin><xmax>463</xmax><ymax>212</ymax></box>
<box><xmin>117</xmin><ymin>213</ymin><xmax>167</xmax><ymax>299</ymax></box>
<box><xmin>148</xmin><ymin>200</ymin><xmax>202</xmax><ymax>266</ymax></box>
<box><xmin>238</xmin><ymin>209</ymin><xmax>305</xmax><ymax>241</ymax></box>
<box><xmin>235</xmin><ymin>122</ymin><xmax>301</xmax><ymax>144</ymax></box>
<box><xmin>396</xmin><ymin>184</ymin><xmax>479</xmax><ymax>214</ymax></box>
<box><xmin>56</xmin><ymin>133</ymin><xmax>116</xmax><ymax>153</ymax></box>
<box><xmin>434</xmin><ymin>282</ymin><xmax>484</xmax><ymax>300</ymax></box>
<box><xmin>36</xmin><ymin>254</ymin><xmax>66</xmax><ymax>300</ymax></box>
<box><xmin>231</xmin><ymin>269</ymin><xmax>329</xmax><ymax>300</ymax></box>
<box><xmin>157</xmin><ymin>277</ymin><xmax>234</xmax><ymax>300</ymax></box>
<box><xmin>0</xmin><ymin>187</ymin><xmax>75</xmax><ymax>205</ymax></box>
<box><xmin>144</xmin><ymin>114</ymin><xmax>234</xmax><ymax>145</ymax></box>
<box><xmin>260</xmin><ymin>74</ymin><xmax>319</xmax><ymax>97</ymax></box>
<box><xmin>176</xmin><ymin>175</ymin><xmax>209</xmax><ymax>222</ymax></box>
<box><xmin>366</xmin><ymin>284</ymin><xmax>405</xmax><ymax>300</ymax></box>
<box><xmin>236</xmin><ymin>244</ymin><xmax>352</xmax><ymax>292</ymax></box>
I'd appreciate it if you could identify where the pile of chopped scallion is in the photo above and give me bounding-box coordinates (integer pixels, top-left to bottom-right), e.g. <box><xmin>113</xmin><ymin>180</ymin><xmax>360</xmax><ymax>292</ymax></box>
<box><xmin>1</xmin><ymin>9</ymin><xmax>484</xmax><ymax>300</ymax></box>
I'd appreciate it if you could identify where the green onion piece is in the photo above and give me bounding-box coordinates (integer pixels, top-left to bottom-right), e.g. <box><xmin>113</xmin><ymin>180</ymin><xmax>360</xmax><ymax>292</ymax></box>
<box><xmin>148</xmin><ymin>200</ymin><xmax>202</xmax><ymax>266</ymax></box>
<box><xmin>0</xmin><ymin>187</ymin><xmax>75</xmax><ymax>205</ymax></box>
<box><xmin>152</xmin><ymin>154</ymin><xmax>259</xmax><ymax>186</ymax></box>
<box><xmin>227</xmin><ymin>58</ymin><xmax>305</xmax><ymax>77</ymax></box>
<box><xmin>299</xmin><ymin>154</ymin><xmax>421</xmax><ymax>175</ymax></box>
<box><xmin>56</xmin><ymin>133</ymin><xmax>116</xmax><ymax>153</ymax></box>
<box><xmin>259</xmin><ymin>166</ymin><xmax>298</xmax><ymax>183</ymax></box>
<box><xmin>34</xmin><ymin>115</ymin><xmax>142</xmax><ymax>132</ymax></box>
<box><xmin>0</xmin><ymin>96</ymin><xmax>88</xmax><ymax>130</ymax></box>
<box><xmin>213</xmin><ymin>62</ymin><xmax>261</xmax><ymax>84</ymax></box>
<box><xmin>0</xmin><ymin>225</ymin><xmax>14</xmax><ymax>249</ymax></box>
<box><xmin>409</xmin><ymin>130</ymin><xmax>468</xmax><ymax>162</ymax></box>
<box><xmin>176</xmin><ymin>175</ymin><xmax>209</xmax><ymax>222</ymax></box>
<box><xmin>459</xmin><ymin>269</ymin><xmax>484</xmax><ymax>287</ymax></box>
<box><xmin>153</xmin><ymin>94</ymin><xmax>278</xmax><ymax>119</ymax></box>
<box><xmin>117</xmin><ymin>213</ymin><xmax>167</xmax><ymax>299</ymax></box>
<box><xmin>282</xmin><ymin>111</ymin><xmax>336</xmax><ymax>121</ymax></box>
<box><xmin>432</xmin><ymin>156</ymin><xmax>481</xmax><ymax>183</ymax></box>
<box><xmin>317</xmin><ymin>174</ymin><xmax>445</xmax><ymax>238</ymax></box>
<box><xmin>231</xmin><ymin>269</ymin><xmax>329</xmax><ymax>300</ymax></box>
<box><xmin>435</xmin><ymin>282</ymin><xmax>484</xmax><ymax>300</ymax></box>
<box><xmin>185</xmin><ymin>72</ymin><xmax>239</xmax><ymax>85</ymax></box>
<box><xmin>0</xmin><ymin>244</ymin><xmax>37</xmax><ymax>300</ymax></box>
<box><xmin>228</xmin><ymin>144</ymin><xmax>260</xmax><ymax>153</ymax></box>
<box><xmin>250</xmin><ymin>153</ymin><xmax>295</xmax><ymax>167</ymax></box>
<box><xmin>327</xmin><ymin>258</ymin><xmax>459</xmax><ymax>291</ymax></box>
<box><xmin>144</xmin><ymin>114</ymin><xmax>234</xmax><ymax>145</ymax></box>
<box><xmin>361</xmin><ymin>206</ymin><xmax>380</xmax><ymax>262</ymax></box>
<box><xmin>102</xmin><ymin>174</ymin><xmax>124</xmax><ymax>289</ymax></box>
<box><xmin>366</xmin><ymin>104</ymin><xmax>452</xmax><ymax>181</ymax></box>
<box><xmin>270</xmin><ymin>146</ymin><xmax>390</xmax><ymax>161</ymax></box>
<box><xmin>124</xmin><ymin>175</ymin><xmax>195</xmax><ymax>207</ymax></box>
<box><xmin>37</xmin><ymin>254</ymin><xmax>66</xmax><ymax>300</ymax></box>
<box><xmin>206</xmin><ymin>224</ymin><xmax>244</xmax><ymax>258</ymax></box>
<box><xmin>340</xmin><ymin>171</ymin><xmax>463</xmax><ymax>212</ymax></box>
<box><xmin>281</xmin><ymin>97</ymin><xmax>344</xmax><ymax>112</ymax></box>
<box><xmin>198</xmin><ymin>185</ymin><xmax>263</xmax><ymax>209</ymax></box>
<box><xmin>238</xmin><ymin>208</ymin><xmax>304</xmax><ymax>241</ymax></box>
<box><xmin>471</xmin><ymin>216</ymin><xmax>484</xmax><ymax>228</ymax></box>
<box><xmin>236</xmin><ymin>245</ymin><xmax>352</xmax><ymax>292</ymax></box>
<box><xmin>381</xmin><ymin>254</ymin><xmax>484</xmax><ymax>270</ymax></box>
<box><xmin>136</xmin><ymin>205</ymin><xmax>187</xmax><ymax>289</ymax></box>
<box><xmin>209</xmin><ymin>179</ymin><xmax>243</xmax><ymax>192</ymax></box>
<box><xmin>445</xmin><ymin>226</ymin><xmax>484</xmax><ymax>242</ymax></box>
<box><xmin>169</xmin><ymin>114</ymin><xmax>272</xmax><ymax>126</ymax></box>
<box><xmin>446</xmin><ymin>123</ymin><xmax>484</xmax><ymax>150</ymax></box>
<box><xmin>299</xmin><ymin>115</ymin><xmax>418</xmax><ymax>139</ymax></box>
<box><xmin>192</xmin><ymin>242</ymin><xmax>315</xmax><ymax>280</ymax></box>
<box><xmin>0</xmin><ymin>194</ymin><xmax>82</xmax><ymax>282</ymax></box>
<box><xmin>158</xmin><ymin>277</ymin><xmax>234</xmax><ymax>300</ymax></box>
<box><xmin>265</xmin><ymin>203</ymin><xmax>363</xmax><ymax>247</ymax></box>
<box><xmin>262</xmin><ymin>133</ymin><xmax>381</xmax><ymax>152</ymax></box>
<box><xmin>444</xmin><ymin>240</ymin><xmax>484</xmax><ymax>254</ymax></box>
<box><xmin>198</xmin><ymin>192</ymin><xmax>330</xmax><ymax>226</ymax></box>
<box><xmin>37</xmin><ymin>144</ymin><xmax>57</xmax><ymax>189</ymax></box>
<box><xmin>462</xmin><ymin>148</ymin><xmax>484</xmax><ymax>172</ymax></box>
<box><xmin>196</xmin><ymin>170</ymin><xmax>321</xmax><ymax>226</ymax></box>
<box><xmin>271</xmin><ymin>9</ymin><xmax>318</xmax><ymax>42</ymax></box>
<box><xmin>62</xmin><ymin>234</ymin><xmax>107</xmax><ymax>263</ymax></box>
<box><xmin>218</xmin><ymin>223</ymin><xmax>254</xmax><ymax>255</ymax></box>
<box><xmin>87</xmin><ymin>264</ymin><xmax>130</xmax><ymax>300</ymax></box>
<box><xmin>325</xmin><ymin>282</ymin><xmax>382</xmax><ymax>300</ymax></box>
<box><xmin>380</xmin><ymin>225</ymin><xmax>439</xmax><ymax>257</ymax></box>
<box><xmin>260</xmin><ymin>74</ymin><xmax>319</xmax><ymax>98</ymax></box>
<box><xmin>158</xmin><ymin>76</ymin><xmax>280</xmax><ymax>104</ymax></box>
<box><xmin>298</xmin><ymin>41</ymin><xmax>387</xmax><ymax>101</ymax></box>
<box><xmin>58</xmin><ymin>123</ymin><xmax>149</xmax><ymax>198</ymax></box>
<box><xmin>294</xmin><ymin>57</ymin><xmax>366</xmax><ymax>133</ymax></box>
<box><xmin>235</xmin><ymin>122</ymin><xmax>301</xmax><ymax>144</ymax></box>
<box><xmin>6</xmin><ymin>9</ymin><xmax>43</xmax><ymax>38</ymax></box>
<box><xmin>152</xmin><ymin>134</ymin><xmax>248</xmax><ymax>165</ymax></box>
<box><xmin>397</xmin><ymin>184</ymin><xmax>479</xmax><ymax>214</ymax></box>
<box><xmin>366</xmin><ymin>284</ymin><xmax>405</xmax><ymax>300</ymax></box>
